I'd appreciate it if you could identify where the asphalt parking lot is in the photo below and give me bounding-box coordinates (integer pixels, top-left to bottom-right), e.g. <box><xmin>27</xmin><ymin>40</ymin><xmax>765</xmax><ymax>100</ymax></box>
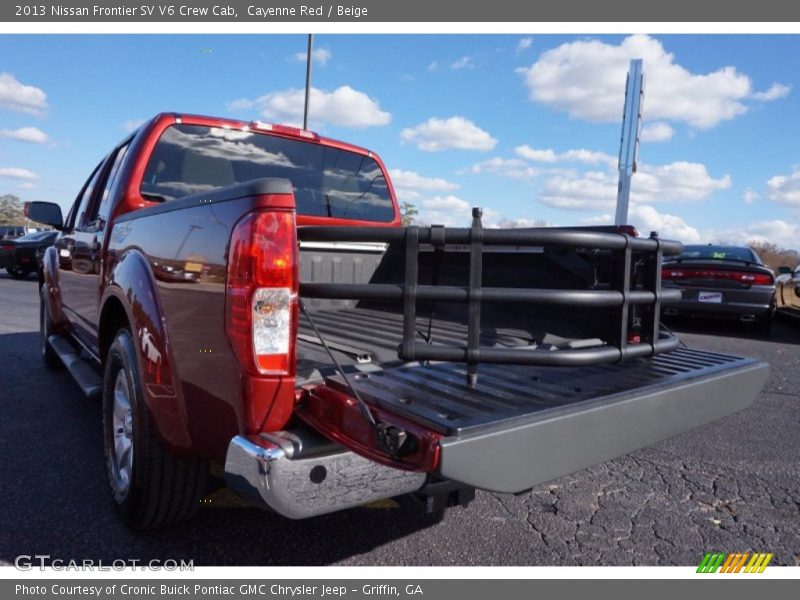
<box><xmin>1</xmin><ymin>271</ymin><xmax>798</xmax><ymax>566</ymax></box>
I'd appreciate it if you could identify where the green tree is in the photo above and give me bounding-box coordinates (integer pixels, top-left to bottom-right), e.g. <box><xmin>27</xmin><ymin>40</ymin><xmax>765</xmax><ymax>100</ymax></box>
<box><xmin>0</xmin><ymin>194</ymin><xmax>26</xmax><ymax>226</ymax></box>
<box><xmin>400</xmin><ymin>201</ymin><xmax>418</xmax><ymax>226</ymax></box>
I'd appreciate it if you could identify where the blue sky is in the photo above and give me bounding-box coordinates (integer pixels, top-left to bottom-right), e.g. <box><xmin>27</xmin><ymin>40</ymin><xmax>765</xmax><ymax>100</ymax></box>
<box><xmin>1</xmin><ymin>34</ymin><xmax>799</xmax><ymax>248</ymax></box>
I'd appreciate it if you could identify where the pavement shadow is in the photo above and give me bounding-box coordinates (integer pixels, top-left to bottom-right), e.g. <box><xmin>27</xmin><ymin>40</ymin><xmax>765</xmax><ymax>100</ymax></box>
<box><xmin>0</xmin><ymin>271</ymin><xmax>39</xmax><ymax>284</ymax></box>
<box><xmin>664</xmin><ymin>316</ymin><xmax>800</xmax><ymax>346</ymax></box>
<box><xmin>0</xmin><ymin>331</ymin><xmax>441</xmax><ymax>567</ymax></box>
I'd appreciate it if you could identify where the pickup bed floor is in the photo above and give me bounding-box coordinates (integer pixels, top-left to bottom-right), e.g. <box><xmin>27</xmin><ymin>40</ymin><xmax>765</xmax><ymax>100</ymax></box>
<box><xmin>320</xmin><ymin>347</ymin><xmax>758</xmax><ymax>436</ymax></box>
<box><xmin>298</xmin><ymin>306</ymin><xmax>545</xmax><ymax>369</ymax></box>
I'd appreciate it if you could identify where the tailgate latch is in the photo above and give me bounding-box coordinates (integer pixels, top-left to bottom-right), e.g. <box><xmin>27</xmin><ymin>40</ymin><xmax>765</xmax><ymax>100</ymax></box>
<box><xmin>376</xmin><ymin>423</ymin><xmax>418</xmax><ymax>457</ymax></box>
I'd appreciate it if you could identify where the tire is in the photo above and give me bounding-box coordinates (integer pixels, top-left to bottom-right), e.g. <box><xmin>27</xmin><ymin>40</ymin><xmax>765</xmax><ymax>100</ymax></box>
<box><xmin>7</xmin><ymin>266</ymin><xmax>30</xmax><ymax>279</ymax></box>
<box><xmin>39</xmin><ymin>286</ymin><xmax>62</xmax><ymax>369</ymax></box>
<box><xmin>102</xmin><ymin>328</ymin><xmax>208</xmax><ymax>529</ymax></box>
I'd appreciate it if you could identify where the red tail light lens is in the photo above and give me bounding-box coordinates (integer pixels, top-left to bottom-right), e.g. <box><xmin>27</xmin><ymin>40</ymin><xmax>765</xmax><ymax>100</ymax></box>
<box><xmin>662</xmin><ymin>267</ymin><xmax>773</xmax><ymax>285</ymax></box>
<box><xmin>226</xmin><ymin>209</ymin><xmax>298</xmax><ymax>376</ymax></box>
<box><xmin>251</xmin><ymin>121</ymin><xmax>319</xmax><ymax>141</ymax></box>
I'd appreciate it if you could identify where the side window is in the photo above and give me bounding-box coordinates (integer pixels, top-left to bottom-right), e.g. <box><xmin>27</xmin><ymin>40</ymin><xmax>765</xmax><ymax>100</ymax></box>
<box><xmin>95</xmin><ymin>143</ymin><xmax>130</xmax><ymax>223</ymax></box>
<box><xmin>67</xmin><ymin>162</ymin><xmax>104</xmax><ymax>231</ymax></box>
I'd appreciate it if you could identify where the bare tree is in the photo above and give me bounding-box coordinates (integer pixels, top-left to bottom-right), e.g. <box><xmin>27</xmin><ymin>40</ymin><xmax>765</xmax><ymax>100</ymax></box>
<box><xmin>400</xmin><ymin>202</ymin><xmax>418</xmax><ymax>226</ymax></box>
<box><xmin>0</xmin><ymin>194</ymin><xmax>26</xmax><ymax>225</ymax></box>
<box><xmin>749</xmin><ymin>240</ymin><xmax>800</xmax><ymax>271</ymax></box>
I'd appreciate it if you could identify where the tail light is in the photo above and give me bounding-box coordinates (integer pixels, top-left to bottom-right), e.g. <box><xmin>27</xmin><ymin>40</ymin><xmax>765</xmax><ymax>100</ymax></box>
<box><xmin>618</xmin><ymin>225</ymin><xmax>639</xmax><ymax>237</ymax></box>
<box><xmin>662</xmin><ymin>267</ymin><xmax>773</xmax><ymax>286</ymax></box>
<box><xmin>251</xmin><ymin>121</ymin><xmax>319</xmax><ymax>141</ymax></box>
<box><xmin>0</xmin><ymin>243</ymin><xmax>14</xmax><ymax>251</ymax></box>
<box><xmin>226</xmin><ymin>209</ymin><xmax>298</xmax><ymax>376</ymax></box>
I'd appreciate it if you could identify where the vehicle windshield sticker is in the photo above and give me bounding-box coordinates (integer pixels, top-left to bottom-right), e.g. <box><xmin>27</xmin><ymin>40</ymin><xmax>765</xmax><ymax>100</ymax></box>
<box><xmin>712</xmin><ymin>252</ymin><xmax>726</xmax><ymax>259</ymax></box>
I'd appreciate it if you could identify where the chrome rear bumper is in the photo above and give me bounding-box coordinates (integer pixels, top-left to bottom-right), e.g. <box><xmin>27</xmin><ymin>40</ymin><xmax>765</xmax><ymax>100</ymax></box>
<box><xmin>224</xmin><ymin>429</ymin><xmax>426</xmax><ymax>519</ymax></box>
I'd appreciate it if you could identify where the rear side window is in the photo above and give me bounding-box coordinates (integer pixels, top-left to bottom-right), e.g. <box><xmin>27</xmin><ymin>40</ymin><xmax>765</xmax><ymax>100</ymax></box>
<box><xmin>140</xmin><ymin>124</ymin><xmax>395</xmax><ymax>222</ymax></box>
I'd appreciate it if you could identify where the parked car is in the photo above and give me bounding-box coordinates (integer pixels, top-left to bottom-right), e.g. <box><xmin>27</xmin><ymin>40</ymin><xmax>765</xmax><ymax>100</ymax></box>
<box><xmin>661</xmin><ymin>244</ymin><xmax>776</xmax><ymax>334</ymax></box>
<box><xmin>776</xmin><ymin>264</ymin><xmax>800</xmax><ymax>319</ymax></box>
<box><xmin>26</xmin><ymin>113</ymin><xmax>768</xmax><ymax>529</ymax></box>
<box><xmin>0</xmin><ymin>230</ymin><xmax>58</xmax><ymax>279</ymax></box>
<box><xmin>0</xmin><ymin>225</ymin><xmax>26</xmax><ymax>240</ymax></box>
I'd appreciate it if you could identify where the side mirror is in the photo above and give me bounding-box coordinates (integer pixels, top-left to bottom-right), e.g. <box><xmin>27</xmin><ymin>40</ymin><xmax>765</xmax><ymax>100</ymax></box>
<box><xmin>24</xmin><ymin>201</ymin><xmax>64</xmax><ymax>230</ymax></box>
<box><xmin>777</xmin><ymin>265</ymin><xmax>792</xmax><ymax>275</ymax></box>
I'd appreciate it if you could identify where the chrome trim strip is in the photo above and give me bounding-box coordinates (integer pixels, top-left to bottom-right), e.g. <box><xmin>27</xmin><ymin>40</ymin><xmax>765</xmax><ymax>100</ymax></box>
<box><xmin>299</xmin><ymin>241</ymin><xmax>388</xmax><ymax>253</ymax></box>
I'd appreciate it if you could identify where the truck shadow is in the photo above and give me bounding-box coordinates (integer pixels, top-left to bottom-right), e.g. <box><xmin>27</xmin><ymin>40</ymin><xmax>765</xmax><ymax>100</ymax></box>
<box><xmin>0</xmin><ymin>331</ymin><xmax>441</xmax><ymax>567</ymax></box>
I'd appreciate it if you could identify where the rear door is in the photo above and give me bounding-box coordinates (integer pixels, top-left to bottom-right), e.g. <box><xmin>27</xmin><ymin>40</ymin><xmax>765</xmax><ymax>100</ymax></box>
<box><xmin>58</xmin><ymin>142</ymin><xmax>130</xmax><ymax>352</ymax></box>
<box><xmin>57</xmin><ymin>160</ymin><xmax>105</xmax><ymax>348</ymax></box>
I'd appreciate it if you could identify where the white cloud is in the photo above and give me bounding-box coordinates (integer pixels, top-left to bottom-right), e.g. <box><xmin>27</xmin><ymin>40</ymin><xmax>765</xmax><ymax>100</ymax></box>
<box><xmin>580</xmin><ymin>205</ymin><xmax>702</xmax><ymax>243</ymax></box>
<box><xmin>389</xmin><ymin>169</ymin><xmax>459</xmax><ymax>201</ymax></box>
<box><xmin>418</xmin><ymin>195</ymin><xmax>500</xmax><ymax>226</ymax></box>
<box><xmin>293</xmin><ymin>47</ymin><xmax>332</xmax><ymax>66</ymax></box>
<box><xmin>122</xmin><ymin>118</ymin><xmax>146</xmax><ymax>133</ymax></box>
<box><xmin>752</xmin><ymin>83</ymin><xmax>790</xmax><ymax>101</ymax></box>
<box><xmin>427</xmin><ymin>61</ymin><xmax>440</xmax><ymax>72</ymax></box>
<box><xmin>0</xmin><ymin>73</ymin><xmax>48</xmax><ymax>115</ymax></box>
<box><xmin>707</xmin><ymin>220</ymin><xmax>800</xmax><ymax>249</ymax></box>
<box><xmin>539</xmin><ymin>161</ymin><xmax>730</xmax><ymax>210</ymax></box>
<box><xmin>401</xmin><ymin>116</ymin><xmax>497</xmax><ymax>152</ymax></box>
<box><xmin>516</xmin><ymin>35</ymin><xmax>762</xmax><ymax>129</ymax></box>
<box><xmin>467</xmin><ymin>157</ymin><xmax>541</xmax><ymax>180</ymax></box>
<box><xmin>743</xmin><ymin>188</ymin><xmax>760</xmax><ymax>204</ymax></box>
<box><xmin>450</xmin><ymin>56</ymin><xmax>473</xmax><ymax>70</ymax></box>
<box><xmin>516</xmin><ymin>38</ymin><xmax>533</xmax><ymax>54</ymax></box>
<box><xmin>640</xmin><ymin>121</ymin><xmax>675</xmax><ymax>143</ymax></box>
<box><xmin>227</xmin><ymin>85</ymin><xmax>391</xmax><ymax>129</ymax></box>
<box><xmin>17</xmin><ymin>181</ymin><xmax>36</xmax><ymax>190</ymax></box>
<box><xmin>765</xmin><ymin>168</ymin><xmax>800</xmax><ymax>206</ymax></box>
<box><xmin>494</xmin><ymin>217</ymin><xmax>551</xmax><ymax>228</ymax></box>
<box><xmin>0</xmin><ymin>126</ymin><xmax>48</xmax><ymax>144</ymax></box>
<box><xmin>515</xmin><ymin>145</ymin><xmax>617</xmax><ymax>167</ymax></box>
<box><xmin>0</xmin><ymin>167</ymin><xmax>38</xmax><ymax>180</ymax></box>
<box><xmin>514</xmin><ymin>146</ymin><xmax>558</xmax><ymax>162</ymax></box>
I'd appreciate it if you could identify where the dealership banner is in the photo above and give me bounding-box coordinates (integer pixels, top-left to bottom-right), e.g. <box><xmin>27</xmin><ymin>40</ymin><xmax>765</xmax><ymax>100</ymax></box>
<box><xmin>4</xmin><ymin>0</ymin><xmax>800</xmax><ymax>22</ymax></box>
<box><xmin>4</xmin><ymin>579</ymin><xmax>799</xmax><ymax>599</ymax></box>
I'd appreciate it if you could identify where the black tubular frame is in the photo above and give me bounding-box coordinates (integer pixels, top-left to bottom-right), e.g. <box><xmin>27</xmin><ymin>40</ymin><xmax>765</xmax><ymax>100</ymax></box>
<box><xmin>298</xmin><ymin>209</ymin><xmax>683</xmax><ymax>385</ymax></box>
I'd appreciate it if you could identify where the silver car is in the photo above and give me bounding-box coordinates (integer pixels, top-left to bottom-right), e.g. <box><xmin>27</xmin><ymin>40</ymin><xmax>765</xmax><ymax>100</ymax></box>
<box><xmin>661</xmin><ymin>244</ymin><xmax>776</xmax><ymax>335</ymax></box>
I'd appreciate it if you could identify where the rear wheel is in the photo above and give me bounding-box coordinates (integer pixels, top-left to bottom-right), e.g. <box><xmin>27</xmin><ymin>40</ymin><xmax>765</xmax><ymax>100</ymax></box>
<box><xmin>7</xmin><ymin>266</ymin><xmax>30</xmax><ymax>279</ymax></box>
<box><xmin>39</xmin><ymin>286</ymin><xmax>62</xmax><ymax>369</ymax></box>
<box><xmin>102</xmin><ymin>328</ymin><xmax>208</xmax><ymax>529</ymax></box>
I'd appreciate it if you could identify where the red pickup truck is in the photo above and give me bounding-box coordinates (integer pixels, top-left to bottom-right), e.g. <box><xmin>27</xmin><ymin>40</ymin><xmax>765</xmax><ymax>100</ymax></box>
<box><xmin>27</xmin><ymin>113</ymin><xmax>768</xmax><ymax>529</ymax></box>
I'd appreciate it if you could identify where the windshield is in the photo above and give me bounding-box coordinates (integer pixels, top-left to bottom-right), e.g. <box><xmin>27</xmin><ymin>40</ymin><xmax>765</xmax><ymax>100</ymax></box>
<box><xmin>141</xmin><ymin>124</ymin><xmax>395</xmax><ymax>222</ymax></box>
<box><xmin>676</xmin><ymin>245</ymin><xmax>758</xmax><ymax>263</ymax></box>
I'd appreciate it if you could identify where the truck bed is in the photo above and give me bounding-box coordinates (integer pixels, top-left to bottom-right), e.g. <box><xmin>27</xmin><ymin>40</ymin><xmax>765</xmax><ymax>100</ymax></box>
<box><xmin>293</xmin><ymin>226</ymin><xmax>767</xmax><ymax>493</ymax></box>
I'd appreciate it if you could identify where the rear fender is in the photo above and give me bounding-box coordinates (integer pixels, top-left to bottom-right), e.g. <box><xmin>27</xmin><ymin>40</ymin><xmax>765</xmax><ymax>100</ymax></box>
<box><xmin>102</xmin><ymin>248</ymin><xmax>193</xmax><ymax>453</ymax></box>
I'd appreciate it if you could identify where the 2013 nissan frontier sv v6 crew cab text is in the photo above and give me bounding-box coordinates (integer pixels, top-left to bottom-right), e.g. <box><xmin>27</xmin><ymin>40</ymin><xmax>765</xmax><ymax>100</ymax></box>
<box><xmin>26</xmin><ymin>113</ymin><xmax>768</xmax><ymax>529</ymax></box>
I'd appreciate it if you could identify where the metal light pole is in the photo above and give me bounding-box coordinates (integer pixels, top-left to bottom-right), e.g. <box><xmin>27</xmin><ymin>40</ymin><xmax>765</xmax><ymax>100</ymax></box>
<box><xmin>615</xmin><ymin>59</ymin><xmax>645</xmax><ymax>226</ymax></box>
<box><xmin>303</xmin><ymin>34</ymin><xmax>314</xmax><ymax>130</ymax></box>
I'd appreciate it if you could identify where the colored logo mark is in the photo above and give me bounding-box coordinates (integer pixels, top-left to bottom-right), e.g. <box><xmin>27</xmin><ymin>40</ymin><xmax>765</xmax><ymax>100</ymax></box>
<box><xmin>697</xmin><ymin>552</ymin><xmax>773</xmax><ymax>573</ymax></box>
